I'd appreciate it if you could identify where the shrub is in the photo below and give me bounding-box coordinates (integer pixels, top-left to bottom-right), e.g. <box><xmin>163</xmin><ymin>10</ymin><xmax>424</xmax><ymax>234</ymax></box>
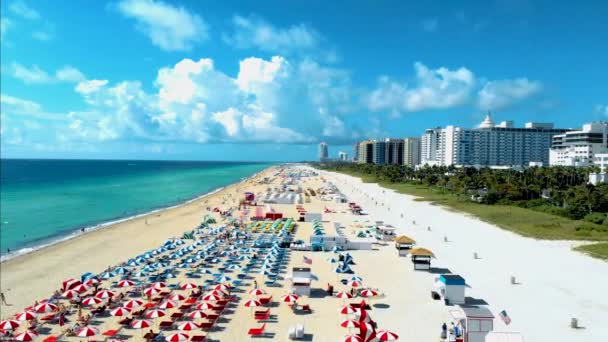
<box><xmin>584</xmin><ymin>212</ymin><xmax>607</xmax><ymax>225</ymax></box>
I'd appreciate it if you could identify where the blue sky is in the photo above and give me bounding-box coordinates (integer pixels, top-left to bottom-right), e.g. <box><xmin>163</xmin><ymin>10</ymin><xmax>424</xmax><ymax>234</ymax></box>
<box><xmin>1</xmin><ymin>0</ymin><xmax>607</xmax><ymax>161</ymax></box>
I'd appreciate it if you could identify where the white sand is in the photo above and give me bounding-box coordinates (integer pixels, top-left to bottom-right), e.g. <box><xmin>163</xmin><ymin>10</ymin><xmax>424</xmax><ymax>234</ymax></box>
<box><xmin>321</xmin><ymin>169</ymin><xmax>608</xmax><ymax>341</ymax></box>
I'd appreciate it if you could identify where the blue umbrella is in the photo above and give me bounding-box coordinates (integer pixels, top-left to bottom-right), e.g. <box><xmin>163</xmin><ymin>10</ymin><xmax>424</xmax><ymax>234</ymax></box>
<box><xmin>100</xmin><ymin>271</ymin><xmax>115</xmax><ymax>279</ymax></box>
<box><xmin>132</xmin><ymin>271</ymin><xmax>147</xmax><ymax>277</ymax></box>
<box><xmin>216</xmin><ymin>275</ymin><xmax>232</xmax><ymax>283</ymax></box>
<box><xmin>114</xmin><ymin>267</ymin><xmax>130</xmax><ymax>275</ymax></box>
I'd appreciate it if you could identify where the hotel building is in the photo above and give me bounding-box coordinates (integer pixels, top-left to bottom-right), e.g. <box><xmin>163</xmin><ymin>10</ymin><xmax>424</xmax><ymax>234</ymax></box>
<box><xmin>549</xmin><ymin>122</ymin><xmax>608</xmax><ymax>167</ymax></box>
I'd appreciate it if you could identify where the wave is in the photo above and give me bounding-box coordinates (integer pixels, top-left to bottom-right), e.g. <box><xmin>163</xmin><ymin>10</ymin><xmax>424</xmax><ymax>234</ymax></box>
<box><xmin>0</xmin><ymin>167</ymin><xmax>267</xmax><ymax>263</ymax></box>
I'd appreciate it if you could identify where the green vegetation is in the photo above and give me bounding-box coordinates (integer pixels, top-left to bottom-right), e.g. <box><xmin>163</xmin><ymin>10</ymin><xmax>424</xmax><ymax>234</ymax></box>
<box><xmin>314</xmin><ymin>162</ymin><xmax>608</xmax><ymax>259</ymax></box>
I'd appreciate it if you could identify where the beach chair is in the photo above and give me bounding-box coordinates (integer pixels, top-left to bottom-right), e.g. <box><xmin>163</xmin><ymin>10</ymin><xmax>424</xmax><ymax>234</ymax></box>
<box><xmin>42</xmin><ymin>336</ymin><xmax>57</xmax><ymax>342</ymax></box>
<box><xmin>248</xmin><ymin>323</ymin><xmax>267</xmax><ymax>336</ymax></box>
<box><xmin>254</xmin><ymin>309</ymin><xmax>270</xmax><ymax>321</ymax></box>
<box><xmin>259</xmin><ymin>296</ymin><xmax>273</xmax><ymax>305</ymax></box>
<box><xmin>199</xmin><ymin>321</ymin><xmax>215</xmax><ymax>331</ymax></box>
<box><xmin>190</xmin><ymin>335</ymin><xmax>206</xmax><ymax>341</ymax></box>
<box><xmin>159</xmin><ymin>320</ymin><xmax>173</xmax><ymax>329</ymax></box>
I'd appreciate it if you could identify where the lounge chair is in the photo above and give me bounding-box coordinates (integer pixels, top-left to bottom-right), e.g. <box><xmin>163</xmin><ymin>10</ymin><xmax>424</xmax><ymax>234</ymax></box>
<box><xmin>254</xmin><ymin>309</ymin><xmax>270</xmax><ymax>321</ymax></box>
<box><xmin>259</xmin><ymin>296</ymin><xmax>272</xmax><ymax>305</ymax></box>
<box><xmin>199</xmin><ymin>321</ymin><xmax>214</xmax><ymax>330</ymax></box>
<box><xmin>158</xmin><ymin>321</ymin><xmax>173</xmax><ymax>329</ymax></box>
<box><xmin>191</xmin><ymin>335</ymin><xmax>206</xmax><ymax>341</ymax></box>
<box><xmin>248</xmin><ymin>323</ymin><xmax>267</xmax><ymax>336</ymax></box>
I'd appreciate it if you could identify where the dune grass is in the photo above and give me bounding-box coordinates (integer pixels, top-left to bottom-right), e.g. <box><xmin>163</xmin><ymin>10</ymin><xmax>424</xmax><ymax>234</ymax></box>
<box><xmin>335</xmin><ymin>170</ymin><xmax>608</xmax><ymax>259</ymax></box>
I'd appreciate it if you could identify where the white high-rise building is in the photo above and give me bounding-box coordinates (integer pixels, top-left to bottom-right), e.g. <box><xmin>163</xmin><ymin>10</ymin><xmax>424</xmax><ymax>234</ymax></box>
<box><xmin>338</xmin><ymin>151</ymin><xmax>348</xmax><ymax>161</ymax></box>
<box><xmin>318</xmin><ymin>142</ymin><xmax>328</xmax><ymax>161</ymax></box>
<box><xmin>420</xmin><ymin>114</ymin><xmax>568</xmax><ymax>167</ymax></box>
<box><xmin>403</xmin><ymin>137</ymin><xmax>421</xmax><ymax>166</ymax></box>
<box><xmin>549</xmin><ymin>122</ymin><xmax>608</xmax><ymax>167</ymax></box>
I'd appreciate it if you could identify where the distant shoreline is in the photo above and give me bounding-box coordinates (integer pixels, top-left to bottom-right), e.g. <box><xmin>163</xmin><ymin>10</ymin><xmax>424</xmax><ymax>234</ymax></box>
<box><xmin>0</xmin><ymin>167</ymin><xmax>272</xmax><ymax>263</ymax></box>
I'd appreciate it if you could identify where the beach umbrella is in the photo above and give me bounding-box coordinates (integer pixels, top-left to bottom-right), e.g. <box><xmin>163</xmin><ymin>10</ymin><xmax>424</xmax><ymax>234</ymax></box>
<box><xmin>375</xmin><ymin>330</ymin><xmax>399</xmax><ymax>341</ymax></box>
<box><xmin>95</xmin><ymin>289</ymin><xmax>115</xmax><ymax>299</ymax></box>
<box><xmin>202</xmin><ymin>293</ymin><xmax>222</xmax><ymax>302</ymax></box>
<box><xmin>110</xmin><ymin>307</ymin><xmax>132</xmax><ymax>317</ymax></box>
<box><xmin>14</xmin><ymin>331</ymin><xmax>39</xmax><ymax>341</ymax></box>
<box><xmin>76</xmin><ymin>326</ymin><xmax>100</xmax><ymax>337</ymax></box>
<box><xmin>114</xmin><ymin>267</ymin><xmax>130</xmax><ymax>274</ymax></box>
<box><xmin>130</xmin><ymin>319</ymin><xmax>152</xmax><ymax>329</ymax></box>
<box><xmin>15</xmin><ymin>311</ymin><xmax>37</xmax><ymax>321</ymax></box>
<box><xmin>167</xmin><ymin>294</ymin><xmax>186</xmax><ymax>301</ymax></box>
<box><xmin>123</xmin><ymin>299</ymin><xmax>144</xmax><ymax>309</ymax></box>
<box><xmin>72</xmin><ymin>284</ymin><xmax>90</xmax><ymax>293</ymax></box>
<box><xmin>327</xmin><ymin>258</ymin><xmax>338</xmax><ymax>263</ymax></box>
<box><xmin>132</xmin><ymin>271</ymin><xmax>147</xmax><ymax>277</ymax></box>
<box><xmin>216</xmin><ymin>275</ymin><xmax>232</xmax><ymax>283</ymax></box>
<box><xmin>84</xmin><ymin>278</ymin><xmax>100</xmax><ymax>286</ymax></box>
<box><xmin>152</xmin><ymin>281</ymin><xmax>167</xmax><ymax>289</ymax></box>
<box><xmin>280</xmin><ymin>294</ymin><xmax>299</xmax><ymax>303</ymax></box>
<box><xmin>336</xmin><ymin>291</ymin><xmax>353</xmax><ymax>300</ymax></box>
<box><xmin>82</xmin><ymin>297</ymin><xmax>103</xmax><ymax>306</ymax></box>
<box><xmin>180</xmin><ymin>282</ymin><xmax>198</xmax><ymax>290</ymax></box>
<box><xmin>187</xmin><ymin>310</ymin><xmax>207</xmax><ymax>319</ymax></box>
<box><xmin>347</xmin><ymin>280</ymin><xmax>362</xmax><ymax>288</ymax></box>
<box><xmin>0</xmin><ymin>319</ymin><xmax>20</xmax><ymax>330</ymax></box>
<box><xmin>143</xmin><ymin>287</ymin><xmax>162</xmax><ymax>297</ymax></box>
<box><xmin>158</xmin><ymin>300</ymin><xmax>177</xmax><ymax>309</ymax></box>
<box><xmin>248</xmin><ymin>288</ymin><xmax>265</xmax><ymax>296</ymax></box>
<box><xmin>34</xmin><ymin>303</ymin><xmax>57</xmax><ymax>313</ymax></box>
<box><xmin>166</xmin><ymin>333</ymin><xmax>189</xmax><ymax>342</ymax></box>
<box><xmin>117</xmin><ymin>280</ymin><xmax>135</xmax><ymax>287</ymax></box>
<box><xmin>145</xmin><ymin>309</ymin><xmax>166</xmax><ymax>319</ymax></box>
<box><xmin>100</xmin><ymin>271</ymin><xmax>116</xmax><ymax>279</ymax></box>
<box><xmin>214</xmin><ymin>283</ymin><xmax>231</xmax><ymax>292</ymax></box>
<box><xmin>340</xmin><ymin>320</ymin><xmax>360</xmax><ymax>328</ymax></box>
<box><xmin>360</xmin><ymin>289</ymin><xmax>379</xmax><ymax>298</ymax></box>
<box><xmin>177</xmin><ymin>322</ymin><xmax>200</xmax><ymax>331</ymax></box>
<box><xmin>243</xmin><ymin>299</ymin><xmax>261</xmax><ymax>308</ymax></box>
<box><xmin>195</xmin><ymin>303</ymin><xmax>215</xmax><ymax>310</ymax></box>
<box><xmin>347</xmin><ymin>276</ymin><xmax>363</xmax><ymax>282</ymax></box>
<box><xmin>343</xmin><ymin>335</ymin><xmax>363</xmax><ymax>342</ymax></box>
<box><xmin>339</xmin><ymin>306</ymin><xmax>356</xmax><ymax>315</ymax></box>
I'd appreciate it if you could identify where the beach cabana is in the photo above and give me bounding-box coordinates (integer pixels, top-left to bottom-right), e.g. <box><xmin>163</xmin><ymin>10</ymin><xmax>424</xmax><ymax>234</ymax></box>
<box><xmin>408</xmin><ymin>248</ymin><xmax>434</xmax><ymax>271</ymax></box>
<box><xmin>434</xmin><ymin>274</ymin><xmax>466</xmax><ymax>305</ymax></box>
<box><xmin>289</xmin><ymin>267</ymin><xmax>312</xmax><ymax>296</ymax></box>
<box><xmin>449</xmin><ymin>306</ymin><xmax>495</xmax><ymax>342</ymax></box>
<box><xmin>395</xmin><ymin>235</ymin><xmax>416</xmax><ymax>256</ymax></box>
<box><xmin>375</xmin><ymin>224</ymin><xmax>396</xmax><ymax>241</ymax></box>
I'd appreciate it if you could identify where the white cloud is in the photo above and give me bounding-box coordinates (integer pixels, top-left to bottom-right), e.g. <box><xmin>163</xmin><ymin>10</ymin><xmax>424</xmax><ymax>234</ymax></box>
<box><xmin>1</xmin><ymin>17</ymin><xmax>12</xmax><ymax>38</ymax></box>
<box><xmin>9</xmin><ymin>1</ymin><xmax>40</xmax><ymax>20</ymax></box>
<box><xmin>225</xmin><ymin>15</ymin><xmax>320</xmax><ymax>53</ymax></box>
<box><xmin>56</xmin><ymin>65</ymin><xmax>86</xmax><ymax>82</ymax></box>
<box><xmin>422</xmin><ymin>18</ymin><xmax>438</xmax><ymax>32</ymax></box>
<box><xmin>478</xmin><ymin>78</ymin><xmax>542</xmax><ymax>110</ymax></box>
<box><xmin>0</xmin><ymin>93</ymin><xmax>67</xmax><ymax>121</ymax></box>
<box><xmin>9</xmin><ymin>62</ymin><xmax>52</xmax><ymax>84</ymax></box>
<box><xmin>32</xmin><ymin>30</ymin><xmax>52</xmax><ymax>41</ymax></box>
<box><xmin>368</xmin><ymin>62</ymin><xmax>476</xmax><ymax>116</ymax></box>
<box><xmin>76</xmin><ymin>79</ymin><xmax>109</xmax><ymax>95</ymax></box>
<box><xmin>116</xmin><ymin>0</ymin><xmax>208</xmax><ymax>51</ymax></box>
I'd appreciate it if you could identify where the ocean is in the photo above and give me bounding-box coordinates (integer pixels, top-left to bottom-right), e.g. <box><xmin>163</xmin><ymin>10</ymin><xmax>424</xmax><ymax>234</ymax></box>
<box><xmin>0</xmin><ymin>159</ymin><xmax>272</xmax><ymax>259</ymax></box>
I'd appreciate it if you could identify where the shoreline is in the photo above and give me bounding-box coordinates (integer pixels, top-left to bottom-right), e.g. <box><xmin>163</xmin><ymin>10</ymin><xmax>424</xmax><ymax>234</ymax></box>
<box><xmin>0</xmin><ymin>168</ymin><xmax>269</xmax><ymax>263</ymax></box>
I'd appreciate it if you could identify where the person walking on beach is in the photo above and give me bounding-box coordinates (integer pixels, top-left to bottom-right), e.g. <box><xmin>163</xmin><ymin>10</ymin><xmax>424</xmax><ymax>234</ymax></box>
<box><xmin>0</xmin><ymin>292</ymin><xmax>8</xmax><ymax>305</ymax></box>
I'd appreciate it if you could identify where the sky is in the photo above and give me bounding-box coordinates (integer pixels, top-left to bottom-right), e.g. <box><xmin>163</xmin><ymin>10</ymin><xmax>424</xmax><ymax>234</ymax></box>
<box><xmin>1</xmin><ymin>0</ymin><xmax>607</xmax><ymax>161</ymax></box>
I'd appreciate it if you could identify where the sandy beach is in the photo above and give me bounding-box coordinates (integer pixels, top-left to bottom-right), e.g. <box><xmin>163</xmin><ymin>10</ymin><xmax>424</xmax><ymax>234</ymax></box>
<box><xmin>2</xmin><ymin>164</ymin><xmax>606</xmax><ymax>342</ymax></box>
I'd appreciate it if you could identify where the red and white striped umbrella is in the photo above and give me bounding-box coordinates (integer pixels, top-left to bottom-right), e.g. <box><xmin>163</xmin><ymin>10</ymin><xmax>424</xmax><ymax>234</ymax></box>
<box><xmin>110</xmin><ymin>307</ymin><xmax>132</xmax><ymax>317</ymax></box>
<box><xmin>243</xmin><ymin>299</ymin><xmax>261</xmax><ymax>307</ymax></box>
<box><xmin>248</xmin><ymin>288</ymin><xmax>265</xmax><ymax>296</ymax></box>
<box><xmin>281</xmin><ymin>294</ymin><xmax>299</xmax><ymax>303</ymax></box>
<box><xmin>76</xmin><ymin>326</ymin><xmax>100</xmax><ymax>337</ymax></box>
<box><xmin>62</xmin><ymin>289</ymin><xmax>80</xmax><ymax>299</ymax></box>
<box><xmin>130</xmin><ymin>319</ymin><xmax>152</xmax><ymax>329</ymax></box>
<box><xmin>0</xmin><ymin>319</ymin><xmax>20</xmax><ymax>330</ymax></box>
<box><xmin>180</xmin><ymin>282</ymin><xmax>198</xmax><ymax>290</ymax></box>
<box><xmin>340</xmin><ymin>319</ymin><xmax>360</xmax><ymax>328</ymax></box>
<box><xmin>177</xmin><ymin>321</ymin><xmax>200</xmax><ymax>331</ymax></box>
<box><xmin>360</xmin><ymin>289</ymin><xmax>379</xmax><ymax>298</ymax></box>
<box><xmin>336</xmin><ymin>291</ymin><xmax>353</xmax><ymax>299</ymax></box>
<box><xmin>15</xmin><ymin>311</ymin><xmax>37</xmax><ymax>321</ymax></box>
<box><xmin>145</xmin><ymin>309</ymin><xmax>166</xmax><ymax>319</ymax></box>
<box><xmin>195</xmin><ymin>303</ymin><xmax>215</xmax><ymax>310</ymax></box>
<box><xmin>187</xmin><ymin>310</ymin><xmax>207</xmax><ymax>319</ymax></box>
<box><xmin>34</xmin><ymin>303</ymin><xmax>57</xmax><ymax>313</ymax></box>
<box><xmin>158</xmin><ymin>300</ymin><xmax>177</xmax><ymax>309</ymax></box>
<box><xmin>117</xmin><ymin>280</ymin><xmax>135</xmax><ymax>288</ymax></box>
<box><xmin>143</xmin><ymin>287</ymin><xmax>162</xmax><ymax>297</ymax></box>
<box><xmin>344</xmin><ymin>335</ymin><xmax>363</xmax><ymax>342</ymax></box>
<box><xmin>166</xmin><ymin>333</ymin><xmax>189</xmax><ymax>342</ymax></box>
<box><xmin>84</xmin><ymin>278</ymin><xmax>99</xmax><ymax>286</ymax></box>
<box><xmin>338</xmin><ymin>305</ymin><xmax>356</xmax><ymax>315</ymax></box>
<box><xmin>214</xmin><ymin>284</ymin><xmax>230</xmax><ymax>292</ymax></box>
<box><xmin>14</xmin><ymin>331</ymin><xmax>39</xmax><ymax>341</ymax></box>
<box><xmin>95</xmin><ymin>290</ymin><xmax>115</xmax><ymax>299</ymax></box>
<box><xmin>82</xmin><ymin>297</ymin><xmax>103</xmax><ymax>306</ymax></box>
<box><xmin>202</xmin><ymin>293</ymin><xmax>221</xmax><ymax>302</ymax></box>
<box><xmin>167</xmin><ymin>294</ymin><xmax>186</xmax><ymax>301</ymax></box>
<box><xmin>72</xmin><ymin>284</ymin><xmax>90</xmax><ymax>293</ymax></box>
<box><xmin>375</xmin><ymin>330</ymin><xmax>399</xmax><ymax>341</ymax></box>
<box><xmin>347</xmin><ymin>280</ymin><xmax>362</xmax><ymax>288</ymax></box>
<box><xmin>152</xmin><ymin>282</ymin><xmax>167</xmax><ymax>289</ymax></box>
<box><xmin>123</xmin><ymin>299</ymin><xmax>144</xmax><ymax>309</ymax></box>
<box><xmin>207</xmin><ymin>289</ymin><xmax>227</xmax><ymax>297</ymax></box>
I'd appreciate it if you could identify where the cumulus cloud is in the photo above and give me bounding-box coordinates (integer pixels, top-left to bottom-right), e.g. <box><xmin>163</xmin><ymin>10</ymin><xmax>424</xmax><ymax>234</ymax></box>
<box><xmin>0</xmin><ymin>93</ymin><xmax>67</xmax><ymax>121</ymax></box>
<box><xmin>116</xmin><ymin>0</ymin><xmax>208</xmax><ymax>51</ymax></box>
<box><xmin>65</xmin><ymin>55</ymin><xmax>360</xmax><ymax>145</ymax></box>
<box><xmin>9</xmin><ymin>1</ymin><xmax>40</xmax><ymax>20</ymax></box>
<box><xmin>368</xmin><ymin>62</ymin><xmax>476</xmax><ymax>116</ymax></box>
<box><xmin>8</xmin><ymin>62</ymin><xmax>52</xmax><ymax>84</ymax></box>
<box><xmin>478</xmin><ymin>78</ymin><xmax>542</xmax><ymax>110</ymax></box>
<box><xmin>56</xmin><ymin>66</ymin><xmax>86</xmax><ymax>82</ymax></box>
<box><xmin>224</xmin><ymin>15</ymin><xmax>320</xmax><ymax>53</ymax></box>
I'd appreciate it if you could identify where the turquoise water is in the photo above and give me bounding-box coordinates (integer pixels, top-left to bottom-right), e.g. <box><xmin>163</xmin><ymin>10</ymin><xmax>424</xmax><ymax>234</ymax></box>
<box><xmin>0</xmin><ymin>159</ymin><xmax>272</xmax><ymax>256</ymax></box>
